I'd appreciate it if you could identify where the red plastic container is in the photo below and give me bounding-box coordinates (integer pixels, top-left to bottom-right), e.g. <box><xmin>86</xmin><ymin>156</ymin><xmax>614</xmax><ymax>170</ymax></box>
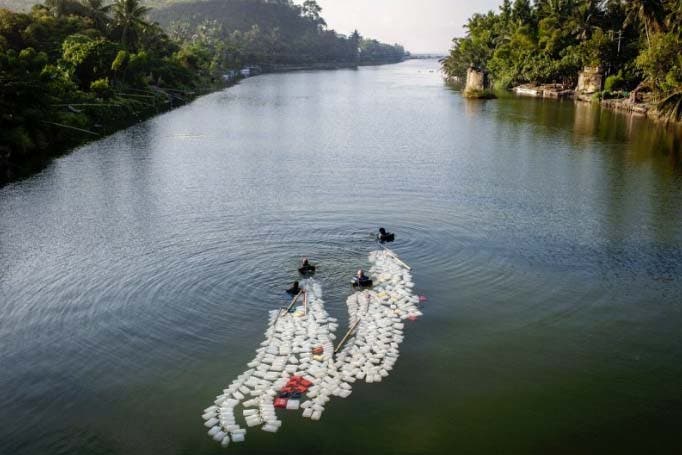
<box><xmin>274</xmin><ymin>398</ymin><xmax>288</xmax><ymax>408</ymax></box>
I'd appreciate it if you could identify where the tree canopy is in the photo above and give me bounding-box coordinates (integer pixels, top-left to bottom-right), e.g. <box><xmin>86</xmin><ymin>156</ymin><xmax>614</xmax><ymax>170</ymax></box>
<box><xmin>152</xmin><ymin>0</ymin><xmax>406</xmax><ymax>66</ymax></box>
<box><xmin>442</xmin><ymin>0</ymin><xmax>682</xmax><ymax>100</ymax></box>
<box><xmin>0</xmin><ymin>0</ymin><xmax>408</xmax><ymax>185</ymax></box>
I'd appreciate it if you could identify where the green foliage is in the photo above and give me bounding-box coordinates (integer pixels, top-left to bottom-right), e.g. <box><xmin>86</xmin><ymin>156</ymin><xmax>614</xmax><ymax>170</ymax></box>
<box><xmin>358</xmin><ymin>38</ymin><xmax>405</xmax><ymax>64</ymax></box>
<box><xmin>635</xmin><ymin>32</ymin><xmax>682</xmax><ymax>94</ymax></box>
<box><xmin>89</xmin><ymin>75</ymin><xmax>111</xmax><ymax>97</ymax></box>
<box><xmin>110</xmin><ymin>48</ymin><xmax>126</xmax><ymax>70</ymax></box>
<box><xmin>111</xmin><ymin>0</ymin><xmax>150</xmax><ymax>50</ymax></box>
<box><xmin>1</xmin><ymin>0</ymin><xmax>406</xmax><ymax>185</ymax></box>
<box><xmin>604</xmin><ymin>72</ymin><xmax>625</xmax><ymax>92</ymax></box>
<box><xmin>657</xmin><ymin>91</ymin><xmax>682</xmax><ymax>122</ymax></box>
<box><xmin>0</xmin><ymin>3</ymin><xmax>204</xmax><ymax>184</ymax></box>
<box><xmin>442</xmin><ymin>0</ymin><xmax>682</xmax><ymax>96</ymax></box>
<box><xmin>154</xmin><ymin>0</ymin><xmax>403</xmax><ymax>67</ymax></box>
<box><xmin>61</xmin><ymin>33</ymin><xmax>117</xmax><ymax>88</ymax></box>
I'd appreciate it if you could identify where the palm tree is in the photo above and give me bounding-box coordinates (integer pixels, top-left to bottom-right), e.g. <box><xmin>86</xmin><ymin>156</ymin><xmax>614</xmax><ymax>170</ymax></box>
<box><xmin>570</xmin><ymin>0</ymin><xmax>602</xmax><ymax>41</ymax></box>
<box><xmin>664</xmin><ymin>0</ymin><xmax>682</xmax><ymax>34</ymax></box>
<box><xmin>623</xmin><ymin>0</ymin><xmax>666</xmax><ymax>46</ymax></box>
<box><xmin>657</xmin><ymin>91</ymin><xmax>682</xmax><ymax>123</ymax></box>
<box><xmin>80</xmin><ymin>0</ymin><xmax>112</xmax><ymax>32</ymax></box>
<box><xmin>112</xmin><ymin>0</ymin><xmax>150</xmax><ymax>50</ymax></box>
<box><xmin>45</xmin><ymin>0</ymin><xmax>80</xmax><ymax>18</ymax></box>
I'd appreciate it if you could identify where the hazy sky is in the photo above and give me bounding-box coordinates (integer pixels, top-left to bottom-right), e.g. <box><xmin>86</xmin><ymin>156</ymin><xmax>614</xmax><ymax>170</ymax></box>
<box><xmin>315</xmin><ymin>0</ymin><xmax>502</xmax><ymax>54</ymax></box>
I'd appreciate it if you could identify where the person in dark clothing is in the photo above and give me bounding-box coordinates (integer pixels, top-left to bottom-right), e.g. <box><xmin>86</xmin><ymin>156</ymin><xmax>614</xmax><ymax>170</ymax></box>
<box><xmin>378</xmin><ymin>227</ymin><xmax>395</xmax><ymax>242</ymax></box>
<box><xmin>353</xmin><ymin>269</ymin><xmax>372</xmax><ymax>287</ymax></box>
<box><xmin>299</xmin><ymin>257</ymin><xmax>316</xmax><ymax>275</ymax></box>
<box><xmin>287</xmin><ymin>281</ymin><xmax>300</xmax><ymax>295</ymax></box>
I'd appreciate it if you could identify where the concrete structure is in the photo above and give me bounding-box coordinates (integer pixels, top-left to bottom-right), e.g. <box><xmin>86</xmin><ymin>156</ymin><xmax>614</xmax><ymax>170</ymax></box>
<box><xmin>576</xmin><ymin>66</ymin><xmax>603</xmax><ymax>95</ymax></box>
<box><xmin>463</xmin><ymin>66</ymin><xmax>493</xmax><ymax>98</ymax></box>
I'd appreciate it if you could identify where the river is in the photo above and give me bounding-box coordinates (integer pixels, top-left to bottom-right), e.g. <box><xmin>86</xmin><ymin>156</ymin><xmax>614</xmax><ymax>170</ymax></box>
<box><xmin>1</xmin><ymin>59</ymin><xmax>681</xmax><ymax>454</ymax></box>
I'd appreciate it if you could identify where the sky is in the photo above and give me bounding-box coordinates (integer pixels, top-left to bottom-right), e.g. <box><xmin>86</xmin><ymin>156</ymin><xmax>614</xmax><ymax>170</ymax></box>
<box><xmin>315</xmin><ymin>0</ymin><xmax>503</xmax><ymax>54</ymax></box>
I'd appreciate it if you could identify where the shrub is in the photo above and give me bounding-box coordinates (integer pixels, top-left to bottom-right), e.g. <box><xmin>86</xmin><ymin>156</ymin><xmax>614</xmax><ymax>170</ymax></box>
<box><xmin>90</xmin><ymin>77</ymin><xmax>112</xmax><ymax>98</ymax></box>
<box><xmin>604</xmin><ymin>73</ymin><xmax>625</xmax><ymax>92</ymax></box>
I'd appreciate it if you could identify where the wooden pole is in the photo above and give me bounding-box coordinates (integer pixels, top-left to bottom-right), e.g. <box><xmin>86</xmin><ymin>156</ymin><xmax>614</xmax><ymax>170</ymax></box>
<box><xmin>334</xmin><ymin>318</ymin><xmax>362</xmax><ymax>354</ymax></box>
<box><xmin>274</xmin><ymin>290</ymin><xmax>304</xmax><ymax>328</ymax></box>
<box><xmin>286</xmin><ymin>290</ymin><xmax>303</xmax><ymax>313</ymax></box>
<box><xmin>385</xmin><ymin>249</ymin><xmax>411</xmax><ymax>270</ymax></box>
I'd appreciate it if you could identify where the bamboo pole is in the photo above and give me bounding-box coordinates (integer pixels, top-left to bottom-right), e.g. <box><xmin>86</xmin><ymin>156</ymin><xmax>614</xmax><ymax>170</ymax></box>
<box><xmin>334</xmin><ymin>318</ymin><xmax>362</xmax><ymax>354</ymax></box>
<box><xmin>286</xmin><ymin>290</ymin><xmax>304</xmax><ymax>313</ymax></box>
<box><xmin>41</xmin><ymin>121</ymin><xmax>100</xmax><ymax>136</ymax></box>
<box><xmin>385</xmin><ymin>249</ymin><xmax>411</xmax><ymax>270</ymax></box>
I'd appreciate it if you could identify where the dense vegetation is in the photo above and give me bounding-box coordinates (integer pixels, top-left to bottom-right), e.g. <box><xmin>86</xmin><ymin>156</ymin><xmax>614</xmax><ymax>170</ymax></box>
<box><xmin>152</xmin><ymin>0</ymin><xmax>406</xmax><ymax>67</ymax></box>
<box><xmin>442</xmin><ymin>0</ymin><xmax>682</xmax><ymax>120</ymax></box>
<box><xmin>0</xmin><ymin>0</ymin><xmax>206</xmax><ymax>184</ymax></box>
<box><xmin>0</xmin><ymin>0</ymin><xmax>407</xmax><ymax>185</ymax></box>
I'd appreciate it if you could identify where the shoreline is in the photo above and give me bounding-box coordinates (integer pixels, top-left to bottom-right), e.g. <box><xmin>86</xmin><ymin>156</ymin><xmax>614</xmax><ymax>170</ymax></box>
<box><xmin>508</xmin><ymin>83</ymin><xmax>680</xmax><ymax>126</ymax></box>
<box><xmin>0</xmin><ymin>59</ymin><xmax>405</xmax><ymax>188</ymax></box>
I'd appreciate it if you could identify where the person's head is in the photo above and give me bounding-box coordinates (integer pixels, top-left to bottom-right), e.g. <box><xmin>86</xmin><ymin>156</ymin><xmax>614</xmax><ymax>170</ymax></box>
<box><xmin>293</xmin><ymin>281</ymin><xmax>299</xmax><ymax>288</ymax></box>
<box><xmin>379</xmin><ymin>228</ymin><xmax>386</xmax><ymax>235</ymax></box>
<box><xmin>302</xmin><ymin>257</ymin><xmax>308</xmax><ymax>264</ymax></box>
<box><xmin>357</xmin><ymin>269</ymin><xmax>363</xmax><ymax>277</ymax></box>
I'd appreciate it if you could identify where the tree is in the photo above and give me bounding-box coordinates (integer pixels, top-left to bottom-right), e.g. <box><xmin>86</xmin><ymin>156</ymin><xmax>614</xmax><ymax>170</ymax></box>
<box><xmin>624</xmin><ymin>0</ymin><xmax>666</xmax><ymax>46</ymax></box>
<box><xmin>79</xmin><ymin>0</ymin><xmax>111</xmax><ymax>32</ymax></box>
<box><xmin>111</xmin><ymin>0</ymin><xmax>150</xmax><ymax>50</ymax></box>
<box><xmin>44</xmin><ymin>0</ymin><xmax>80</xmax><ymax>18</ymax></box>
<box><xmin>302</xmin><ymin>0</ymin><xmax>325</xmax><ymax>29</ymax></box>
<box><xmin>635</xmin><ymin>31</ymin><xmax>682</xmax><ymax>93</ymax></box>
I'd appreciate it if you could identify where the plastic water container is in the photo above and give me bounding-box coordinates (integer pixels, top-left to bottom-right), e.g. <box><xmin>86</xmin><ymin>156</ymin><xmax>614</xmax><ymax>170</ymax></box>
<box><xmin>262</xmin><ymin>424</ymin><xmax>279</xmax><ymax>433</ymax></box>
<box><xmin>245</xmin><ymin>417</ymin><xmax>262</xmax><ymax>427</ymax></box>
<box><xmin>204</xmin><ymin>418</ymin><xmax>218</xmax><ymax>428</ymax></box>
<box><xmin>213</xmin><ymin>431</ymin><xmax>227</xmax><ymax>442</ymax></box>
<box><xmin>231</xmin><ymin>432</ymin><xmax>245</xmax><ymax>443</ymax></box>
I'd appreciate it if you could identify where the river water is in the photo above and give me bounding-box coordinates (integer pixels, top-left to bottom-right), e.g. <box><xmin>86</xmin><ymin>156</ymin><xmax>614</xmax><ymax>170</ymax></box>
<box><xmin>1</xmin><ymin>59</ymin><xmax>681</xmax><ymax>454</ymax></box>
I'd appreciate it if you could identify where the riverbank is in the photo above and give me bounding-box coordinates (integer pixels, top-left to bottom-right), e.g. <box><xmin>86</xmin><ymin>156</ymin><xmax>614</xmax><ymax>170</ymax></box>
<box><xmin>0</xmin><ymin>59</ymin><xmax>404</xmax><ymax>188</ymax></box>
<box><xmin>0</xmin><ymin>83</ymin><xmax>225</xmax><ymax>187</ymax></box>
<box><xmin>261</xmin><ymin>59</ymin><xmax>405</xmax><ymax>73</ymax></box>
<box><xmin>514</xmin><ymin>87</ymin><xmax>680</xmax><ymax>125</ymax></box>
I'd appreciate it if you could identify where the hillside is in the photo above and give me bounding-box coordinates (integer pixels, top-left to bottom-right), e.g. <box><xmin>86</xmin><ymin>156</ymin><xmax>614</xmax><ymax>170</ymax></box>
<box><xmin>150</xmin><ymin>0</ymin><xmax>406</xmax><ymax>66</ymax></box>
<box><xmin>0</xmin><ymin>0</ymin><xmax>407</xmax><ymax>65</ymax></box>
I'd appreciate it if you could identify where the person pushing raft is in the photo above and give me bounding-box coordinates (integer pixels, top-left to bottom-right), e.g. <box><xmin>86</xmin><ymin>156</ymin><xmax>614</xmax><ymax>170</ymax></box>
<box><xmin>286</xmin><ymin>281</ymin><xmax>301</xmax><ymax>295</ymax></box>
<box><xmin>378</xmin><ymin>227</ymin><xmax>395</xmax><ymax>243</ymax></box>
<box><xmin>352</xmin><ymin>269</ymin><xmax>373</xmax><ymax>288</ymax></box>
<box><xmin>298</xmin><ymin>257</ymin><xmax>316</xmax><ymax>275</ymax></box>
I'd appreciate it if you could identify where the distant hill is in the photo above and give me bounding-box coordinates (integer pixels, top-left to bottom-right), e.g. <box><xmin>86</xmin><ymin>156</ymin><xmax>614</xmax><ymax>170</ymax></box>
<box><xmin>149</xmin><ymin>0</ymin><xmax>406</xmax><ymax>66</ymax></box>
<box><xmin>0</xmin><ymin>0</ymin><xmax>407</xmax><ymax>66</ymax></box>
